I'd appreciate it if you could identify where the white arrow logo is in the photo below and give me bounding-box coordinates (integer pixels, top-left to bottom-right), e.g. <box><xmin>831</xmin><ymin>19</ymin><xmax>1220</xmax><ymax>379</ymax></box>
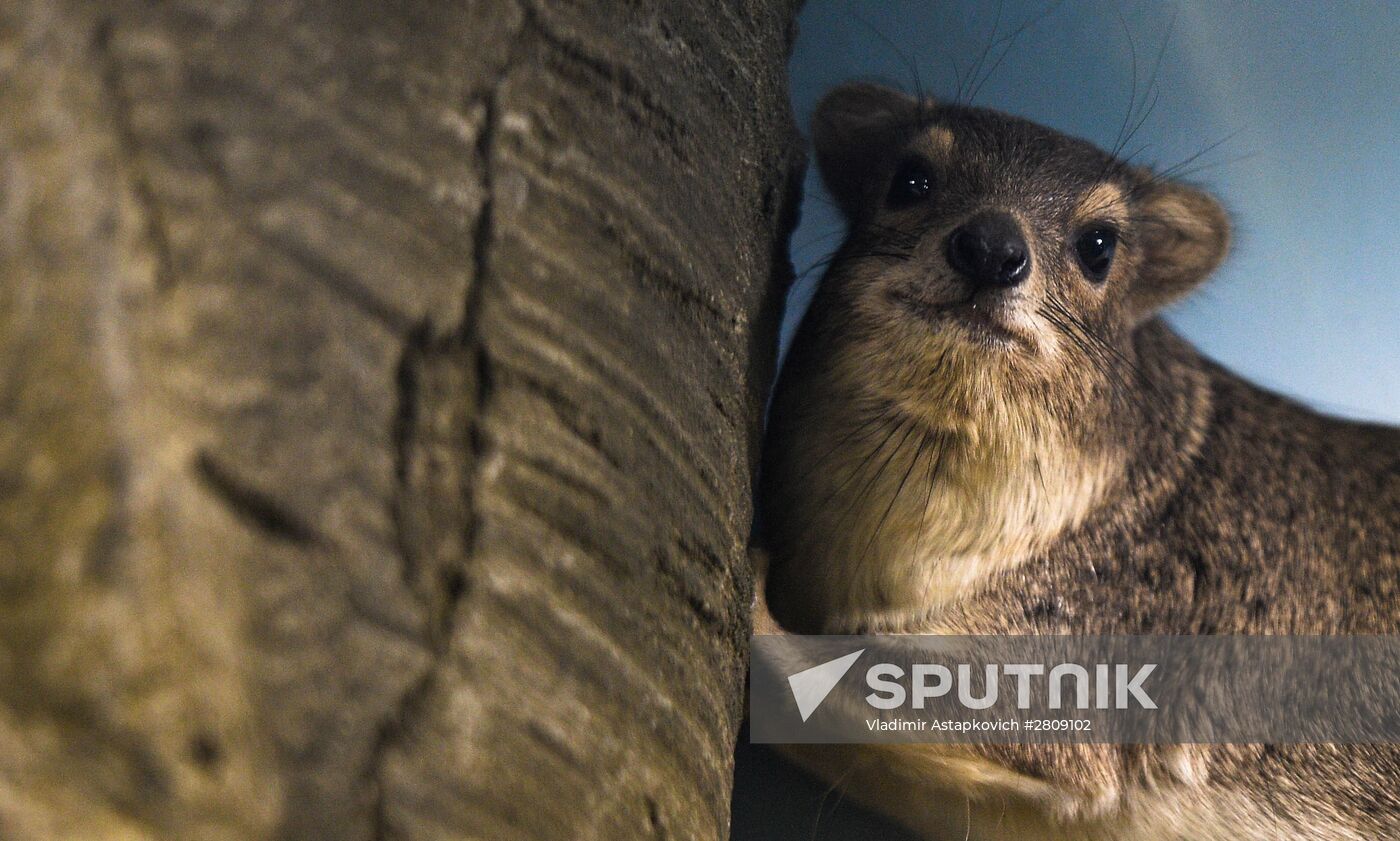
<box><xmin>787</xmin><ymin>649</ymin><xmax>865</xmax><ymax>722</ymax></box>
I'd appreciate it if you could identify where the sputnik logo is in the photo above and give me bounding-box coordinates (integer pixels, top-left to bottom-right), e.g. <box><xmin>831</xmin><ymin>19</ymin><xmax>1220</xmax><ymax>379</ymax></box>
<box><xmin>787</xmin><ymin>649</ymin><xmax>865</xmax><ymax>721</ymax></box>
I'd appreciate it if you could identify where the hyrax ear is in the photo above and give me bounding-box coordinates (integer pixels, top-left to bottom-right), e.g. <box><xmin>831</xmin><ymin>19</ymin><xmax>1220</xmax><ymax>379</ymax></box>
<box><xmin>812</xmin><ymin>83</ymin><xmax>925</xmax><ymax>220</ymax></box>
<box><xmin>1128</xmin><ymin>178</ymin><xmax>1231</xmax><ymax>318</ymax></box>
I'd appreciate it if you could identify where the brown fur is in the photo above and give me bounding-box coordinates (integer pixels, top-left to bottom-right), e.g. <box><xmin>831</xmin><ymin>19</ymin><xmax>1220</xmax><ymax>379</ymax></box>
<box><xmin>757</xmin><ymin>83</ymin><xmax>1400</xmax><ymax>839</ymax></box>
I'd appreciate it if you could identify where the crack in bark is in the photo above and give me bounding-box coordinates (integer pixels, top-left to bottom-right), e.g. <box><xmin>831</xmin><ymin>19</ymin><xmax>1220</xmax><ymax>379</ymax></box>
<box><xmin>388</xmin><ymin>319</ymin><xmax>431</xmax><ymax>592</ymax></box>
<box><xmin>646</xmin><ymin>794</ymin><xmax>669</xmax><ymax>840</ymax></box>
<box><xmin>257</xmin><ymin>227</ymin><xmax>417</xmax><ymax>334</ymax></box>
<box><xmin>367</xmin><ymin>8</ymin><xmax>524</xmax><ymax>837</ymax></box>
<box><xmin>93</xmin><ymin>17</ymin><xmax>177</xmax><ymax>293</ymax></box>
<box><xmin>192</xmin><ymin>449</ymin><xmax>324</xmax><ymax>547</ymax></box>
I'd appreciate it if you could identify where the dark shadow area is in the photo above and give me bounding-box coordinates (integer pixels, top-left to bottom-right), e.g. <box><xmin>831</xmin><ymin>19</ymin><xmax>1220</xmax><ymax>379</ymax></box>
<box><xmin>730</xmin><ymin>723</ymin><xmax>920</xmax><ymax>841</ymax></box>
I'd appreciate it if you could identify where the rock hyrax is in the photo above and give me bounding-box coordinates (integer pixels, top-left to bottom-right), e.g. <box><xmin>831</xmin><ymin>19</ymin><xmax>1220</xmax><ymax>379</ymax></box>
<box><xmin>758</xmin><ymin>82</ymin><xmax>1400</xmax><ymax>840</ymax></box>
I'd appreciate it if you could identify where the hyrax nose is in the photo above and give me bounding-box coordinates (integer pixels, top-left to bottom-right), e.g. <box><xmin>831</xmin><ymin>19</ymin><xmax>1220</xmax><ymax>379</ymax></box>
<box><xmin>946</xmin><ymin>211</ymin><xmax>1030</xmax><ymax>289</ymax></box>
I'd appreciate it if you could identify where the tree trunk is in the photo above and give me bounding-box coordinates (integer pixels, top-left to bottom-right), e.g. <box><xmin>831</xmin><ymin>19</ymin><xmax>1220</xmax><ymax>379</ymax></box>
<box><xmin>0</xmin><ymin>1</ymin><xmax>803</xmax><ymax>838</ymax></box>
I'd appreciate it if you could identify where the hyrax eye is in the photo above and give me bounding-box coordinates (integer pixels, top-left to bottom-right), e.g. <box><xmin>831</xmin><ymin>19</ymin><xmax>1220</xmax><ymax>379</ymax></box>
<box><xmin>1074</xmin><ymin>227</ymin><xmax>1118</xmax><ymax>282</ymax></box>
<box><xmin>886</xmin><ymin>158</ymin><xmax>933</xmax><ymax>208</ymax></box>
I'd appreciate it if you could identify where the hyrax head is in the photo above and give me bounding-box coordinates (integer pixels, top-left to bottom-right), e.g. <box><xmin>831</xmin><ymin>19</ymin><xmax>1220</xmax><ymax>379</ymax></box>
<box><xmin>802</xmin><ymin>82</ymin><xmax>1231</xmax><ymax>429</ymax></box>
<box><xmin>760</xmin><ymin>84</ymin><xmax>1233</xmax><ymax>632</ymax></box>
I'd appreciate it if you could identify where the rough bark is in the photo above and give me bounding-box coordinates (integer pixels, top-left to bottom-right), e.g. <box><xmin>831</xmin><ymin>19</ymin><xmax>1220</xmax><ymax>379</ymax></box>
<box><xmin>0</xmin><ymin>1</ymin><xmax>803</xmax><ymax>839</ymax></box>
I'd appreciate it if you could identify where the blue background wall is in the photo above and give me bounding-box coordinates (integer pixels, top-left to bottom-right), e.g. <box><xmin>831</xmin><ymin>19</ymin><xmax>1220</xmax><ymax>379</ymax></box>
<box><xmin>784</xmin><ymin>0</ymin><xmax>1400</xmax><ymax>423</ymax></box>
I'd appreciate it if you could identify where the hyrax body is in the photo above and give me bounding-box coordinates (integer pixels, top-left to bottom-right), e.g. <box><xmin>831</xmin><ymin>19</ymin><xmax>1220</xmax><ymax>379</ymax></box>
<box><xmin>757</xmin><ymin>83</ymin><xmax>1400</xmax><ymax>840</ymax></box>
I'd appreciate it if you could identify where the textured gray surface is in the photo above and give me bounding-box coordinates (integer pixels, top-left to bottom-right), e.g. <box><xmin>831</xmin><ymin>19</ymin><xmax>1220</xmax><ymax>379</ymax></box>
<box><xmin>0</xmin><ymin>1</ymin><xmax>803</xmax><ymax>838</ymax></box>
